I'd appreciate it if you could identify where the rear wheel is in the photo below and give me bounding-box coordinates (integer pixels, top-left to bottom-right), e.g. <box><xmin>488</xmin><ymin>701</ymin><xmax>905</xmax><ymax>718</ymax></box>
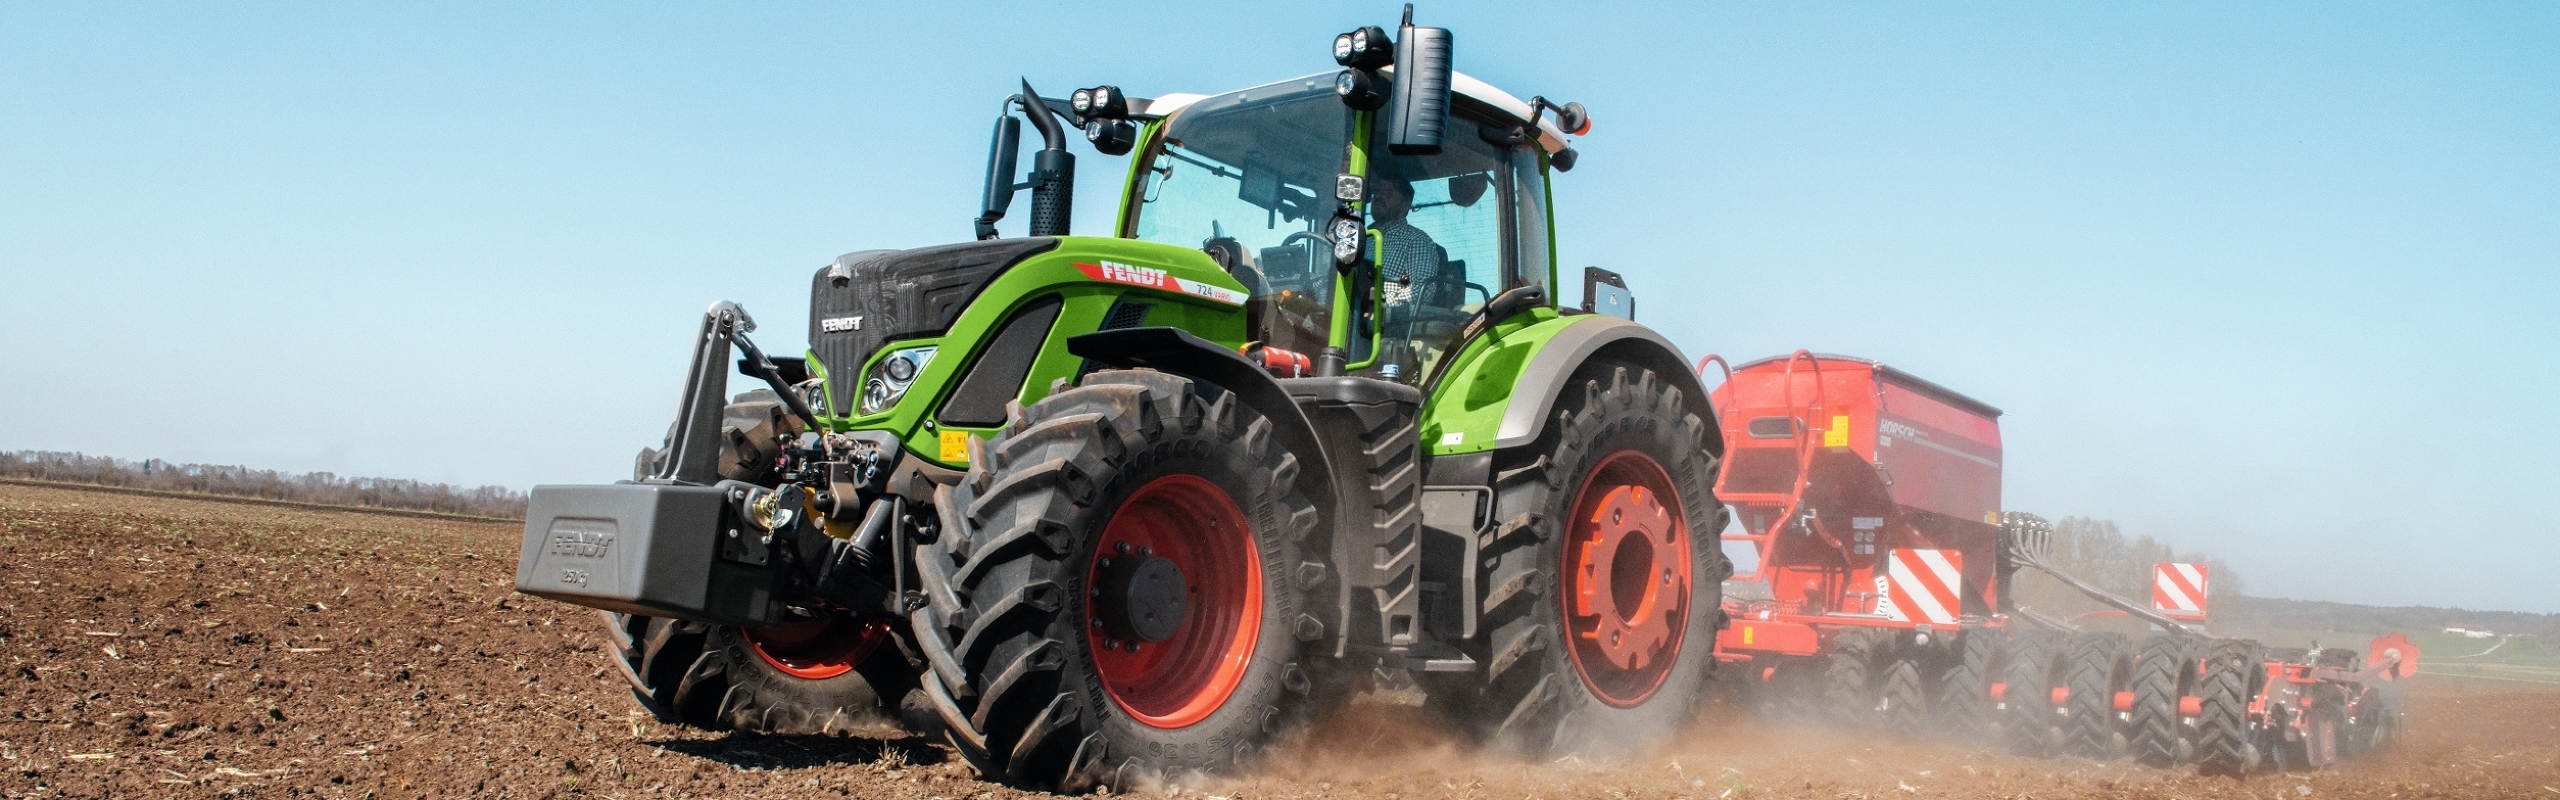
<box><xmin>2001</xmin><ymin>628</ymin><xmax>2062</xmax><ymax>756</ymax></box>
<box><xmin>1461</xmin><ymin>364</ymin><xmax>1728</xmax><ymax>757</ymax></box>
<box><xmin>2195</xmin><ymin>638</ymin><xmax>2264</xmax><ymax>775</ymax></box>
<box><xmin>926</xmin><ymin>370</ymin><xmax>1322</xmax><ymax>791</ymax></box>
<box><xmin>2129</xmin><ymin>634</ymin><xmax>2195</xmax><ymax>767</ymax></box>
<box><xmin>2060</xmin><ymin>632</ymin><xmax>2130</xmax><ymax>759</ymax></box>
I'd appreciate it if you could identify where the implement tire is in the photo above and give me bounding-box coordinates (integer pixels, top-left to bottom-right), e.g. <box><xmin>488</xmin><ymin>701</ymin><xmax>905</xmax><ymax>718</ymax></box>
<box><xmin>1461</xmin><ymin>364</ymin><xmax>1729</xmax><ymax>758</ymax></box>
<box><xmin>1879</xmin><ymin>656</ymin><xmax>1930</xmax><ymax>738</ymax></box>
<box><xmin>2060</xmin><ymin>632</ymin><xmax>2130</xmax><ymax>760</ymax></box>
<box><xmin>2129</xmin><ymin>634</ymin><xmax>2194</xmax><ymax>767</ymax></box>
<box><xmin>1935</xmin><ymin>627</ymin><xmax>2001</xmax><ymax>744</ymax></box>
<box><xmin>922</xmin><ymin>370</ymin><xmax>1321</xmax><ymax>792</ymax></box>
<box><xmin>1825</xmin><ymin>628</ymin><xmax>1884</xmax><ymax>728</ymax></box>
<box><xmin>2002</xmin><ymin>628</ymin><xmax>2062</xmax><ymax>756</ymax></box>
<box><xmin>2195</xmin><ymin>638</ymin><xmax>2265</xmax><ymax>776</ymax></box>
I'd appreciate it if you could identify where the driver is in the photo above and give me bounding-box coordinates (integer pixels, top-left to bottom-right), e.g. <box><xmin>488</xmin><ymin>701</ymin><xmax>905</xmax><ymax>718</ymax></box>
<box><xmin>1370</xmin><ymin>169</ymin><xmax>1440</xmax><ymax>375</ymax></box>
<box><xmin>1370</xmin><ymin>170</ymin><xmax>1439</xmax><ymax>305</ymax></box>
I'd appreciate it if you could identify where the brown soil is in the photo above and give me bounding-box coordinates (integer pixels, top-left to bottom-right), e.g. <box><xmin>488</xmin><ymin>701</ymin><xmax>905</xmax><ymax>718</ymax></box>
<box><xmin>4</xmin><ymin>482</ymin><xmax>2554</xmax><ymax>799</ymax></box>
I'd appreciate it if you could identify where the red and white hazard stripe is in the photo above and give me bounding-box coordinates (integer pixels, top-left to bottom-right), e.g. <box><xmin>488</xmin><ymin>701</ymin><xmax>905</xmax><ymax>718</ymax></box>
<box><xmin>2152</xmin><ymin>562</ymin><xmax>2209</xmax><ymax>620</ymax></box>
<box><xmin>1878</xmin><ymin>549</ymin><xmax>1964</xmax><ymax>625</ymax></box>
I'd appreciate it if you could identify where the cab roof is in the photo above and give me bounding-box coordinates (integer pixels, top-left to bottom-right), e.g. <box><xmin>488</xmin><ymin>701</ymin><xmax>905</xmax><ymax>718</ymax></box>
<box><xmin>1136</xmin><ymin>70</ymin><xmax>1572</xmax><ymax>155</ymax></box>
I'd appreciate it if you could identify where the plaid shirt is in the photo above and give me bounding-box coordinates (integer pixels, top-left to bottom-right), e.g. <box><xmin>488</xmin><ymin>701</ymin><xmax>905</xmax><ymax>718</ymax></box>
<box><xmin>1376</xmin><ymin>219</ymin><xmax>1437</xmax><ymax>303</ymax></box>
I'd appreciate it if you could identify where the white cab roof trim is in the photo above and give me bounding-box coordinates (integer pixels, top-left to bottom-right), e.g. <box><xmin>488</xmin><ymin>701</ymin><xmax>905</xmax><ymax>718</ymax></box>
<box><xmin>1136</xmin><ymin>71</ymin><xmax>1571</xmax><ymax>155</ymax></box>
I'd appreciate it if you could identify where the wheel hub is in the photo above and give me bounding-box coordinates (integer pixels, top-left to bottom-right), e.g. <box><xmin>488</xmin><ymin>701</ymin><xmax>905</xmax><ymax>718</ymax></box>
<box><xmin>744</xmin><ymin>615</ymin><xmax>887</xmax><ymax>680</ymax></box>
<box><xmin>1561</xmin><ymin>450</ymin><xmax>1692</xmax><ymax>707</ymax></box>
<box><xmin>1096</xmin><ymin>554</ymin><xmax>1188</xmax><ymax>643</ymax></box>
<box><xmin>1085</xmin><ymin>473</ymin><xmax>1262</xmax><ymax>729</ymax></box>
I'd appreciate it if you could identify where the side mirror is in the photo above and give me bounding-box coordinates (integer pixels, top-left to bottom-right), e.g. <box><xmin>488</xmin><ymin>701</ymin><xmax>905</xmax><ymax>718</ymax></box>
<box><xmin>976</xmin><ymin>114</ymin><xmax>1021</xmax><ymax>240</ymax></box>
<box><xmin>1383</xmin><ymin>7</ymin><xmax>1452</xmax><ymax>156</ymax></box>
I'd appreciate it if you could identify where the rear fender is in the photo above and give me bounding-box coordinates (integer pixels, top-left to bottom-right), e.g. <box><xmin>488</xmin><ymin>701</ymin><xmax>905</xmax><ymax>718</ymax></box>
<box><xmin>1421</xmin><ymin>313</ymin><xmax>1723</xmax><ymax>458</ymax></box>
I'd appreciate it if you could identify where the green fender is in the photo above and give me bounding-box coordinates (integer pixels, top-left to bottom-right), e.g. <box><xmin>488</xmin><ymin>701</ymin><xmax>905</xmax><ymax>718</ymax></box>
<box><xmin>1419</xmin><ymin>312</ymin><xmax>1725</xmax><ymax>459</ymax></box>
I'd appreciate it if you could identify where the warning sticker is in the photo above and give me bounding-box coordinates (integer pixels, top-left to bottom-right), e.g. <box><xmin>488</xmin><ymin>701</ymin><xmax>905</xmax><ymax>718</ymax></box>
<box><xmin>938</xmin><ymin>429</ymin><xmax>970</xmax><ymax>463</ymax></box>
<box><xmin>1077</xmin><ymin>261</ymin><xmax>1246</xmax><ymax>306</ymax></box>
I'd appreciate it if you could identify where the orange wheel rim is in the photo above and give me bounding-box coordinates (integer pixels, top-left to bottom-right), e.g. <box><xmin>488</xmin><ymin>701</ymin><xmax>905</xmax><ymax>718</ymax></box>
<box><xmin>1561</xmin><ymin>450</ymin><xmax>1692</xmax><ymax>707</ymax></box>
<box><xmin>1087</xmin><ymin>473</ymin><xmax>1262</xmax><ymax>729</ymax></box>
<box><xmin>746</xmin><ymin>615</ymin><xmax>888</xmax><ymax>680</ymax></box>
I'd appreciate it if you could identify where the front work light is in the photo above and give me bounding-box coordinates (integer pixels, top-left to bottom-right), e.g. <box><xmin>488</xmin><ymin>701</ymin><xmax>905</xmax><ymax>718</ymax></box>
<box><xmin>1084</xmin><ymin>119</ymin><xmax>1136</xmax><ymax>156</ymax></box>
<box><xmin>1329</xmin><ymin>213</ymin><xmax>1366</xmax><ymax>267</ymax></box>
<box><xmin>859</xmin><ymin>345</ymin><xmax>938</xmax><ymax>415</ymax></box>
<box><xmin>1071</xmin><ymin>85</ymin><xmax>1127</xmax><ymax>119</ymax></box>
<box><xmin>1333</xmin><ymin>25</ymin><xmax>1392</xmax><ymax>70</ymax></box>
<box><xmin>1335</xmin><ymin>69</ymin><xmax>1386</xmax><ymax>111</ymax></box>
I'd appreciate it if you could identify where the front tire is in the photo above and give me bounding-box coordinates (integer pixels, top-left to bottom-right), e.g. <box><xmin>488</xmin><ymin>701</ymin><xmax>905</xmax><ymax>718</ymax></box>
<box><xmin>1452</xmin><ymin>364</ymin><xmax>1729</xmax><ymax>757</ymax></box>
<box><xmin>928</xmin><ymin>370</ymin><xmax>1322</xmax><ymax>791</ymax></box>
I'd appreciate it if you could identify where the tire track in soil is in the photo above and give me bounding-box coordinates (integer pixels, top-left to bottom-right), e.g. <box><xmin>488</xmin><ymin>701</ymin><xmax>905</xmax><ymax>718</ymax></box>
<box><xmin>4</xmin><ymin>482</ymin><xmax>2554</xmax><ymax>798</ymax></box>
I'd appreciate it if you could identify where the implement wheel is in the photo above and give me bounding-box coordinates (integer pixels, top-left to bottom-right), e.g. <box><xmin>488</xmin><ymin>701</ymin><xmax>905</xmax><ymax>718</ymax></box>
<box><xmin>1824</xmin><ymin>628</ymin><xmax>1884</xmax><ymax>728</ymax></box>
<box><xmin>2129</xmin><ymin>634</ymin><xmax>2197</xmax><ymax>766</ymax></box>
<box><xmin>923</xmin><ymin>370</ymin><xmax>1321</xmax><ymax>791</ymax></box>
<box><xmin>1462</xmin><ymin>364</ymin><xmax>1728</xmax><ymax>757</ymax></box>
<box><xmin>2061</xmin><ymin>632</ymin><xmax>2131</xmax><ymax>759</ymax></box>
<box><xmin>2002</xmin><ymin>628</ymin><xmax>2062</xmax><ymax>756</ymax></box>
<box><xmin>2195</xmin><ymin>638</ymin><xmax>2265</xmax><ymax>775</ymax></box>
<box><xmin>1879</xmin><ymin>655</ymin><xmax>1931</xmax><ymax>737</ymax></box>
<box><xmin>1935</xmin><ymin>627</ymin><xmax>2001</xmax><ymax>743</ymax></box>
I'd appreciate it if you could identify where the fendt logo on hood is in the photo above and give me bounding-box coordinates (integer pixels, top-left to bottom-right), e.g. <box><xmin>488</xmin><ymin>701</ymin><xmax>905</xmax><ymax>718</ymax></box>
<box><xmin>820</xmin><ymin>315</ymin><xmax>863</xmax><ymax>333</ymax></box>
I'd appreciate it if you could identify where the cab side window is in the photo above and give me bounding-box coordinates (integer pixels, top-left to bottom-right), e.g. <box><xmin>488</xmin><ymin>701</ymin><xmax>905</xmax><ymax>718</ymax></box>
<box><xmin>1366</xmin><ymin>109</ymin><xmax>1550</xmax><ymax>383</ymax></box>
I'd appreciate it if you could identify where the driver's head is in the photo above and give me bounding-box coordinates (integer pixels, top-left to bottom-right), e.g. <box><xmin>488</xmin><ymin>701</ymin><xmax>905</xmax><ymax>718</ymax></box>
<box><xmin>1369</xmin><ymin>170</ymin><xmax>1414</xmax><ymax>223</ymax></box>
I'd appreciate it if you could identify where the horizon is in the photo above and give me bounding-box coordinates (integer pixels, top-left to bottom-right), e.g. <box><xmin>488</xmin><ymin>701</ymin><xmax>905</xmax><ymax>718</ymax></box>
<box><xmin>5</xmin><ymin>3</ymin><xmax>2554</xmax><ymax>613</ymax></box>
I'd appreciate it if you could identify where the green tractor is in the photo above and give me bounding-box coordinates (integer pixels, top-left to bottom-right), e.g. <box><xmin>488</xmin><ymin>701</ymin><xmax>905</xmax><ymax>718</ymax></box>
<box><xmin>515</xmin><ymin>8</ymin><xmax>1731</xmax><ymax>791</ymax></box>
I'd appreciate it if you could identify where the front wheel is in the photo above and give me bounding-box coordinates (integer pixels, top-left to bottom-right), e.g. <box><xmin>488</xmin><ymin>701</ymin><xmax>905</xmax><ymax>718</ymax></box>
<box><xmin>1448</xmin><ymin>364</ymin><xmax>1729</xmax><ymax>757</ymax></box>
<box><xmin>924</xmin><ymin>370</ymin><xmax>1323</xmax><ymax>792</ymax></box>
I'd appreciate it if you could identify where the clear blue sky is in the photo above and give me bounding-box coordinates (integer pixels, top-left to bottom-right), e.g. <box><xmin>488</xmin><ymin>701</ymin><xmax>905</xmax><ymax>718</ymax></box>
<box><xmin>4</xmin><ymin>3</ymin><xmax>2553</xmax><ymax>613</ymax></box>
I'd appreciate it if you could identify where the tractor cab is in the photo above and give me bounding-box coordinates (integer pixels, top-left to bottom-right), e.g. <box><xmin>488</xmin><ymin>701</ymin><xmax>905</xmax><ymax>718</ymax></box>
<box><xmin>1121</xmin><ymin>73</ymin><xmax>1567</xmax><ymax>384</ymax></box>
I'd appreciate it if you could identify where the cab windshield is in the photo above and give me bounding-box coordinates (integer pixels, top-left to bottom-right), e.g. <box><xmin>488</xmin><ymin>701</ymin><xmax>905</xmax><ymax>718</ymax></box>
<box><xmin>1125</xmin><ymin>76</ymin><xmax>1351</xmax><ymax>358</ymax></box>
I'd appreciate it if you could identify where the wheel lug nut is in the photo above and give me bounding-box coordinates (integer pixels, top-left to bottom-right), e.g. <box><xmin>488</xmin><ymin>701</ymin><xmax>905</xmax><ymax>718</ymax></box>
<box><xmin>1091</xmin><ymin>618</ymin><xmax>1104</xmax><ymax>629</ymax></box>
<box><xmin>1127</xmin><ymin>642</ymin><xmax>1142</xmax><ymax>654</ymax></box>
<box><xmin>1137</xmin><ymin>546</ymin><xmax>1153</xmax><ymax>557</ymax></box>
<box><xmin>1100</xmin><ymin>557</ymin><xmax>1112</xmax><ymax>568</ymax></box>
<box><xmin>1103</xmin><ymin>639</ymin><xmax>1119</xmax><ymax>651</ymax></box>
<box><xmin>1116</xmin><ymin>542</ymin><xmax>1133</xmax><ymax>554</ymax></box>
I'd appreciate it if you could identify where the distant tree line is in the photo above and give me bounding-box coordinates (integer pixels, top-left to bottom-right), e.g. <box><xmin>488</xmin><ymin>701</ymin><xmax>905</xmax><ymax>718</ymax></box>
<box><xmin>0</xmin><ymin>450</ymin><xmax>526</xmax><ymax>519</ymax></box>
<box><xmin>2011</xmin><ymin>516</ymin><xmax>2245</xmax><ymax>620</ymax></box>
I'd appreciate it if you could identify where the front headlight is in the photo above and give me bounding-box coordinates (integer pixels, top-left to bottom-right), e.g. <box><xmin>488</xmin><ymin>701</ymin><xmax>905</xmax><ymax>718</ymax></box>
<box><xmin>858</xmin><ymin>345</ymin><xmax>937</xmax><ymax>415</ymax></box>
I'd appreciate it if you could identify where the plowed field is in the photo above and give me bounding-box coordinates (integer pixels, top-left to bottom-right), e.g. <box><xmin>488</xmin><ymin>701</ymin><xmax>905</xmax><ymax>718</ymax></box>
<box><xmin>4</xmin><ymin>482</ymin><xmax>2554</xmax><ymax>798</ymax></box>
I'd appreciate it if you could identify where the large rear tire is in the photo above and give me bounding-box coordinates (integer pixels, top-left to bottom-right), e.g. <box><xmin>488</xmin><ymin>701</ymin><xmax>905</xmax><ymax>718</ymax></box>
<box><xmin>1456</xmin><ymin>364</ymin><xmax>1729</xmax><ymax>757</ymax></box>
<box><xmin>925</xmin><ymin>370</ymin><xmax>1322</xmax><ymax>791</ymax></box>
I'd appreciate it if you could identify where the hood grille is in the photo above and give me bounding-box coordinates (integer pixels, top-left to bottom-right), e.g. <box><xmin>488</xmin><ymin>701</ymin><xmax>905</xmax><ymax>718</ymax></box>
<box><xmin>808</xmin><ymin>238</ymin><xmax>1058</xmax><ymax>415</ymax></box>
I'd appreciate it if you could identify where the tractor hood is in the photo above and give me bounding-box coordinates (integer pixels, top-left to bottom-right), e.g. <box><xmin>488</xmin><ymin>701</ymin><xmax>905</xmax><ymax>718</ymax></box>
<box><xmin>808</xmin><ymin>237</ymin><xmax>1060</xmax><ymax>415</ymax></box>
